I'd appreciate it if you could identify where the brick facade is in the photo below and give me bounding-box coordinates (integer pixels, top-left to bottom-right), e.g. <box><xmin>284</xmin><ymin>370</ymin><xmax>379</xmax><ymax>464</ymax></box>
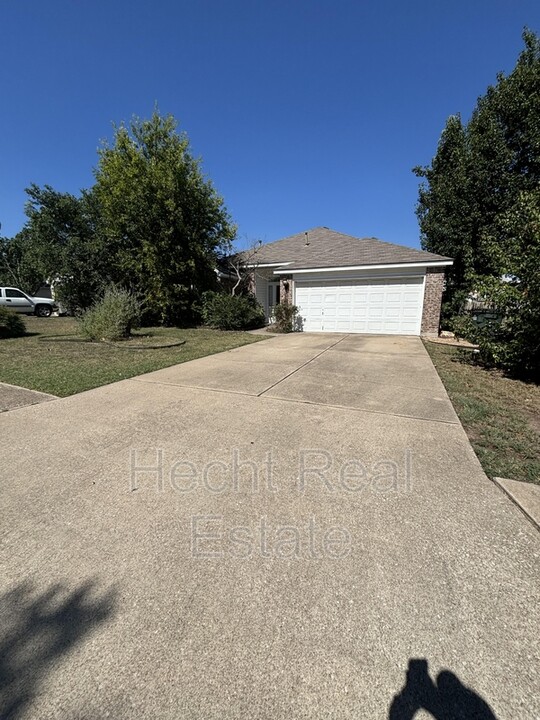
<box><xmin>421</xmin><ymin>268</ymin><xmax>445</xmax><ymax>336</ymax></box>
<box><xmin>279</xmin><ymin>275</ymin><xmax>293</xmax><ymax>305</ymax></box>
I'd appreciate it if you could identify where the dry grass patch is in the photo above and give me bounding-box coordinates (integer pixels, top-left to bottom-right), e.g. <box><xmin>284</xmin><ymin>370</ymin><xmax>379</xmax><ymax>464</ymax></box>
<box><xmin>425</xmin><ymin>341</ymin><xmax>540</xmax><ymax>485</ymax></box>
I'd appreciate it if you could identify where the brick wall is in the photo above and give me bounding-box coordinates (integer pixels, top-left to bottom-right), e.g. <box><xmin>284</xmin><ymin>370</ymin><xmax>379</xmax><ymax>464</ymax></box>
<box><xmin>421</xmin><ymin>268</ymin><xmax>446</xmax><ymax>336</ymax></box>
<box><xmin>279</xmin><ymin>275</ymin><xmax>293</xmax><ymax>305</ymax></box>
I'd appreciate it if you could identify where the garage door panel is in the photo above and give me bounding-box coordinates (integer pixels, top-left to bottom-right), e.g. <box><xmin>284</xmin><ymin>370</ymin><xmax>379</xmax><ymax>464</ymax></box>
<box><xmin>351</xmin><ymin>323</ymin><xmax>368</xmax><ymax>333</ymax></box>
<box><xmin>403</xmin><ymin>307</ymin><xmax>419</xmax><ymax>318</ymax></box>
<box><xmin>401</xmin><ymin>323</ymin><xmax>419</xmax><ymax>333</ymax></box>
<box><xmin>295</xmin><ymin>276</ymin><xmax>424</xmax><ymax>335</ymax></box>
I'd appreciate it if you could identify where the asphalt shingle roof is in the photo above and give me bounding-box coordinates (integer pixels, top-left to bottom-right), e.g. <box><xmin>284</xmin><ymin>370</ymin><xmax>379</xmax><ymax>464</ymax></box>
<box><xmin>248</xmin><ymin>227</ymin><xmax>452</xmax><ymax>270</ymax></box>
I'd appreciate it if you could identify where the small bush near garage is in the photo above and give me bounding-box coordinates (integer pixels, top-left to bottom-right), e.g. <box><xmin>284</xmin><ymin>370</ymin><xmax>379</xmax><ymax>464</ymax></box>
<box><xmin>201</xmin><ymin>291</ymin><xmax>265</xmax><ymax>331</ymax></box>
<box><xmin>0</xmin><ymin>307</ymin><xmax>26</xmax><ymax>339</ymax></box>
<box><xmin>448</xmin><ymin>314</ymin><xmax>477</xmax><ymax>342</ymax></box>
<box><xmin>273</xmin><ymin>302</ymin><xmax>299</xmax><ymax>333</ymax></box>
<box><xmin>80</xmin><ymin>286</ymin><xmax>141</xmax><ymax>341</ymax></box>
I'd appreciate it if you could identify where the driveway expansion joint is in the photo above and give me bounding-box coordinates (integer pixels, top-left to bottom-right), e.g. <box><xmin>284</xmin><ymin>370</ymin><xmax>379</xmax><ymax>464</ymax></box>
<box><xmin>257</xmin><ymin>334</ymin><xmax>350</xmax><ymax>397</ymax></box>
<box><xmin>492</xmin><ymin>477</ymin><xmax>540</xmax><ymax>532</ymax></box>
<box><xmin>260</xmin><ymin>393</ymin><xmax>460</xmax><ymax>424</ymax></box>
<box><xmin>130</xmin><ymin>376</ymin><xmax>460</xmax><ymax>424</ymax></box>
<box><xmin>130</xmin><ymin>377</ymin><xmax>259</xmax><ymax>398</ymax></box>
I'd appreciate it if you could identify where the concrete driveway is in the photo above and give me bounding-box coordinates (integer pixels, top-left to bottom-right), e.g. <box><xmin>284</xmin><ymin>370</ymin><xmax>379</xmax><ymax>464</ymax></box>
<box><xmin>1</xmin><ymin>333</ymin><xmax>538</xmax><ymax>719</ymax></box>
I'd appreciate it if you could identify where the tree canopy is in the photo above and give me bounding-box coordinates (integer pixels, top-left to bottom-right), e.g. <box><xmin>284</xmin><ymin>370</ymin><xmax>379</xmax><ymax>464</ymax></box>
<box><xmin>414</xmin><ymin>29</ymin><xmax>540</xmax><ymax>378</ymax></box>
<box><xmin>1</xmin><ymin>111</ymin><xmax>236</xmax><ymax>324</ymax></box>
<box><xmin>94</xmin><ymin>112</ymin><xmax>236</xmax><ymax>322</ymax></box>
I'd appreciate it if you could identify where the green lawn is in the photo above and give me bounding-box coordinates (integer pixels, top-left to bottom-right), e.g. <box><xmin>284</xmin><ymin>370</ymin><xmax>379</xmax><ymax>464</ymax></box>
<box><xmin>0</xmin><ymin>316</ymin><xmax>264</xmax><ymax>397</ymax></box>
<box><xmin>425</xmin><ymin>341</ymin><xmax>540</xmax><ymax>485</ymax></box>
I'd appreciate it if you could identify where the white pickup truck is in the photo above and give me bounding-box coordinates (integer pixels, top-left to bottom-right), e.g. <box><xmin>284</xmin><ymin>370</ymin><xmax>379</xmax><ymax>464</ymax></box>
<box><xmin>0</xmin><ymin>287</ymin><xmax>57</xmax><ymax>317</ymax></box>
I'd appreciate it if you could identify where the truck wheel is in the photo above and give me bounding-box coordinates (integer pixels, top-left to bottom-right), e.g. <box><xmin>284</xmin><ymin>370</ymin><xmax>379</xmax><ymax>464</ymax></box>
<box><xmin>35</xmin><ymin>304</ymin><xmax>52</xmax><ymax>317</ymax></box>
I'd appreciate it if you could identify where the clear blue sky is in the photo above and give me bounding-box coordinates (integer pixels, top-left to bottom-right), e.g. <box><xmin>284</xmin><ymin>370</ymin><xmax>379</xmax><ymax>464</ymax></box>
<box><xmin>1</xmin><ymin>1</ymin><xmax>539</xmax><ymax>250</ymax></box>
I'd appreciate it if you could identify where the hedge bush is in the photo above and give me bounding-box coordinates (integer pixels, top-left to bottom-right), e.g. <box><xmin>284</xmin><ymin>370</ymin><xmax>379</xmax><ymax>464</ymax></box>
<box><xmin>273</xmin><ymin>302</ymin><xmax>299</xmax><ymax>333</ymax></box>
<box><xmin>201</xmin><ymin>291</ymin><xmax>265</xmax><ymax>330</ymax></box>
<box><xmin>0</xmin><ymin>307</ymin><xmax>26</xmax><ymax>339</ymax></box>
<box><xmin>79</xmin><ymin>286</ymin><xmax>141</xmax><ymax>341</ymax></box>
<box><xmin>448</xmin><ymin>314</ymin><xmax>477</xmax><ymax>342</ymax></box>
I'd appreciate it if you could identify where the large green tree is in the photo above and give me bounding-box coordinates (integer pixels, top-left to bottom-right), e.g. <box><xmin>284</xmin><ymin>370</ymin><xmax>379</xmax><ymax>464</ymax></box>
<box><xmin>94</xmin><ymin>111</ymin><xmax>236</xmax><ymax>323</ymax></box>
<box><xmin>472</xmin><ymin>189</ymin><xmax>540</xmax><ymax>380</ymax></box>
<box><xmin>0</xmin><ymin>229</ymin><xmax>43</xmax><ymax>292</ymax></box>
<box><xmin>414</xmin><ymin>30</ymin><xmax>540</xmax><ymax>377</ymax></box>
<box><xmin>18</xmin><ymin>184</ymin><xmax>107</xmax><ymax>311</ymax></box>
<box><xmin>414</xmin><ymin>114</ymin><xmax>473</xmax><ymax>315</ymax></box>
<box><xmin>2</xmin><ymin>111</ymin><xmax>235</xmax><ymax>321</ymax></box>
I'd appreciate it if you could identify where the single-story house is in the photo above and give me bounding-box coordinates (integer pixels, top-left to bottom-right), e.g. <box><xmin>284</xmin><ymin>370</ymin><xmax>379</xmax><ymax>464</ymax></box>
<box><xmin>246</xmin><ymin>227</ymin><xmax>453</xmax><ymax>336</ymax></box>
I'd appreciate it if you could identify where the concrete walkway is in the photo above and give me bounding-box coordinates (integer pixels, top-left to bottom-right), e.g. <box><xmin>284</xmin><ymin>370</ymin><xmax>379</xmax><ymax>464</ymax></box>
<box><xmin>0</xmin><ymin>334</ymin><xmax>538</xmax><ymax>719</ymax></box>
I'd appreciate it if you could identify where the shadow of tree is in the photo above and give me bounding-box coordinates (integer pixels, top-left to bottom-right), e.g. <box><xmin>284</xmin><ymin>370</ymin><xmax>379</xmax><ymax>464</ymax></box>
<box><xmin>0</xmin><ymin>579</ymin><xmax>117</xmax><ymax>719</ymax></box>
<box><xmin>389</xmin><ymin>658</ymin><xmax>498</xmax><ymax>719</ymax></box>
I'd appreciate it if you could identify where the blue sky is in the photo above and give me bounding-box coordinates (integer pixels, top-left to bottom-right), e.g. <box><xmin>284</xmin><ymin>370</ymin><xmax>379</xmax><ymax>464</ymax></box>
<box><xmin>1</xmin><ymin>1</ymin><xmax>539</xmax><ymax>250</ymax></box>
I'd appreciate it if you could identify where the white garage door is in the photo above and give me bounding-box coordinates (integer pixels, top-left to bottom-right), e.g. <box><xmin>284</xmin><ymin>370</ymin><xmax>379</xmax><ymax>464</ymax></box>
<box><xmin>294</xmin><ymin>277</ymin><xmax>424</xmax><ymax>334</ymax></box>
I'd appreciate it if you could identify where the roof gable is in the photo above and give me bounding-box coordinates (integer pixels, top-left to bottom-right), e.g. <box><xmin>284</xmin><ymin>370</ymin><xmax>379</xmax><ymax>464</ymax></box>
<box><xmin>249</xmin><ymin>227</ymin><xmax>452</xmax><ymax>270</ymax></box>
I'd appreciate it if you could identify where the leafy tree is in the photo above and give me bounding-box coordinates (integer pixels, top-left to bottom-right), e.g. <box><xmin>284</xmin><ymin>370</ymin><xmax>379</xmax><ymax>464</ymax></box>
<box><xmin>20</xmin><ymin>184</ymin><xmax>108</xmax><ymax>312</ymax></box>
<box><xmin>0</xmin><ymin>230</ymin><xmax>43</xmax><ymax>292</ymax></box>
<box><xmin>414</xmin><ymin>114</ymin><xmax>472</xmax><ymax>318</ymax></box>
<box><xmin>414</xmin><ymin>29</ymin><xmax>540</xmax><ymax>377</ymax></box>
<box><xmin>473</xmin><ymin>191</ymin><xmax>540</xmax><ymax>379</ymax></box>
<box><xmin>2</xmin><ymin>111</ymin><xmax>236</xmax><ymax>322</ymax></box>
<box><xmin>94</xmin><ymin>111</ymin><xmax>236</xmax><ymax>324</ymax></box>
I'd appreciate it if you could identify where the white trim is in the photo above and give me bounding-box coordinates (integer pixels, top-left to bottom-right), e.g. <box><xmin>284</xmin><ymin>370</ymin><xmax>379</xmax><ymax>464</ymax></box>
<box><xmin>419</xmin><ymin>273</ymin><xmax>427</xmax><ymax>334</ymax></box>
<box><xmin>294</xmin><ymin>272</ymin><xmax>425</xmax><ymax>282</ymax></box>
<box><xmin>274</xmin><ymin>260</ymin><xmax>452</xmax><ymax>274</ymax></box>
<box><xmin>246</xmin><ymin>262</ymin><xmax>293</xmax><ymax>268</ymax></box>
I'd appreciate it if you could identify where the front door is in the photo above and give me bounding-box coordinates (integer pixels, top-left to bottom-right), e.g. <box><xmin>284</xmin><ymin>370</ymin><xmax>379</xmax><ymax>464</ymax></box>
<box><xmin>267</xmin><ymin>282</ymin><xmax>280</xmax><ymax>319</ymax></box>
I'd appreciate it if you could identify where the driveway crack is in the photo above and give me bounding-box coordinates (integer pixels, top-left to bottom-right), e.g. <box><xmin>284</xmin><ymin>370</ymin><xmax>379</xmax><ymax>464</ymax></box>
<box><xmin>257</xmin><ymin>334</ymin><xmax>350</xmax><ymax>397</ymax></box>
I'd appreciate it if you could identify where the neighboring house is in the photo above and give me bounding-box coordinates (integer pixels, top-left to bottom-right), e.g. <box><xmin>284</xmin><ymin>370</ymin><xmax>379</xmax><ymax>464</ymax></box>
<box><xmin>246</xmin><ymin>227</ymin><xmax>452</xmax><ymax>336</ymax></box>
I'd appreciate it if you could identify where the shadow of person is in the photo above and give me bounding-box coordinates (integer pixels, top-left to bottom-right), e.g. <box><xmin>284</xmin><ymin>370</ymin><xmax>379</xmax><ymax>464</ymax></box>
<box><xmin>0</xmin><ymin>579</ymin><xmax>117</xmax><ymax>720</ymax></box>
<box><xmin>389</xmin><ymin>658</ymin><xmax>498</xmax><ymax>719</ymax></box>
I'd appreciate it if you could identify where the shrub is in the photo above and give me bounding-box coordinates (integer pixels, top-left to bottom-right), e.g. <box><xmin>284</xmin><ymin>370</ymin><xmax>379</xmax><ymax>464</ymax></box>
<box><xmin>79</xmin><ymin>286</ymin><xmax>141</xmax><ymax>341</ymax></box>
<box><xmin>475</xmin><ymin>315</ymin><xmax>539</xmax><ymax>381</ymax></box>
<box><xmin>273</xmin><ymin>302</ymin><xmax>299</xmax><ymax>333</ymax></box>
<box><xmin>201</xmin><ymin>291</ymin><xmax>265</xmax><ymax>330</ymax></box>
<box><xmin>448</xmin><ymin>314</ymin><xmax>477</xmax><ymax>342</ymax></box>
<box><xmin>0</xmin><ymin>307</ymin><xmax>26</xmax><ymax>339</ymax></box>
